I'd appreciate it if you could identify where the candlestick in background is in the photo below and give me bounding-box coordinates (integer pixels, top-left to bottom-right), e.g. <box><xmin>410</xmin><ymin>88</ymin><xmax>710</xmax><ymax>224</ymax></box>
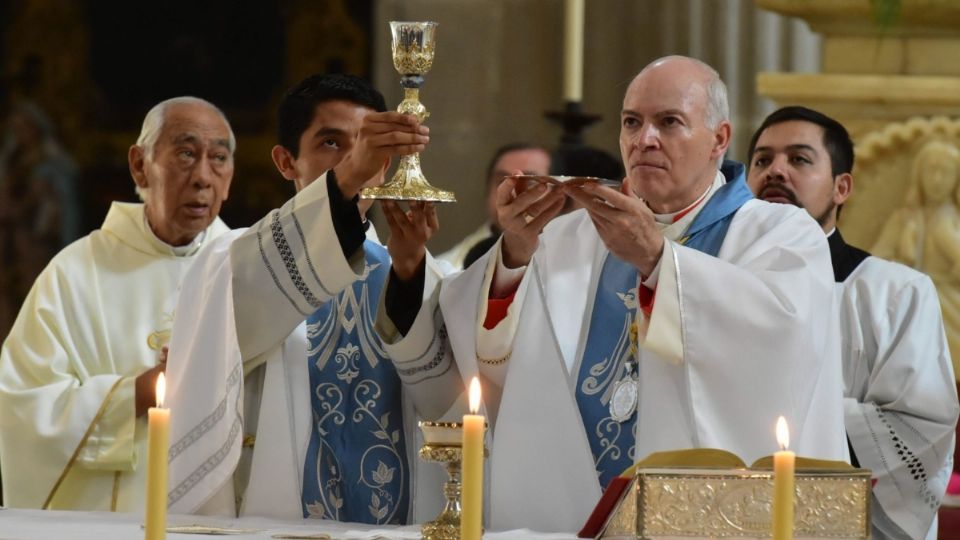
<box><xmin>461</xmin><ymin>377</ymin><xmax>485</xmax><ymax>540</ymax></box>
<box><xmin>562</xmin><ymin>0</ymin><xmax>584</xmax><ymax>102</ymax></box>
<box><xmin>145</xmin><ymin>373</ymin><xmax>170</xmax><ymax>540</ymax></box>
<box><xmin>772</xmin><ymin>415</ymin><xmax>795</xmax><ymax>540</ymax></box>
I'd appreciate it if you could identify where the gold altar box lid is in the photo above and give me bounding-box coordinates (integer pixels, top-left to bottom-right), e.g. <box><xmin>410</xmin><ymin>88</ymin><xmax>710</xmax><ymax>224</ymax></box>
<box><xmin>592</xmin><ymin>449</ymin><xmax>871</xmax><ymax>540</ymax></box>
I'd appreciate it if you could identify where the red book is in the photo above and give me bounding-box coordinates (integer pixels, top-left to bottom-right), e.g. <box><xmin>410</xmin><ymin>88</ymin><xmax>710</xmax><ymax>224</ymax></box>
<box><xmin>577</xmin><ymin>476</ymin><xmax>632</xmax><ymax>538</ymax></box>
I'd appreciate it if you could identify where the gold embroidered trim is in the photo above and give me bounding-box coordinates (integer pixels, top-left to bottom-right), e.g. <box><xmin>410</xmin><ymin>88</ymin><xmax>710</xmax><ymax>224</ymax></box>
<box><xmin>477</xmin><ymin>353</ymin><xmax>510</xmax><ymax>366</ymax></box>
<box><xmin>43</xmin><ymin>377</ymin><xmax>127</xmax><ymax>510</ymax></box>
<box><xmin>242</xmin><ymin>435</ymin><xmax>256</xmax><ymax>448</ymax></box>
<box><xmin>111</xmin><ymin>470</ymin><xmax>121</xmax><ymax>511</ymax></box>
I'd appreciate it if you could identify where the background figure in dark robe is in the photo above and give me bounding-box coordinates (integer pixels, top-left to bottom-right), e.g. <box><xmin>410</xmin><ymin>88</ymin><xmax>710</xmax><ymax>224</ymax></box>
<box><xmin>0</xmin><ymin>101</ymin><xmax>79</xmax><ymax>344</ymax></box>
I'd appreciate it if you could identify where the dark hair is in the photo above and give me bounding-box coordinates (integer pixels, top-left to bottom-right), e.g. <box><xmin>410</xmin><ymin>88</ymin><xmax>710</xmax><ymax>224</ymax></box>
<box><xmin>277</xmin><ymin>73</ymin><xmax>387</xmax><ymax>158</ymax></box>
<box><xmin>748</xmin><ymin>106</ymin><xmax>854</xmax><ymax>177</ymax></box>
<box><xmin>485</xmin><ymin>143</ymin><xmax>549</xmax><ymax>184</ymax></box>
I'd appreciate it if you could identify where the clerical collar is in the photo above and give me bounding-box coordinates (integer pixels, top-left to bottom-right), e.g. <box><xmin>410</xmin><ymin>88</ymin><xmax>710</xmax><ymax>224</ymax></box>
<box><xmin>651</xmin><ymin>171</ymin><xmax>721</xmax><ymax>225</ymax></box>
<box><xmin>142</xmin><ymin>212</ymin><xmax>207</xmax><ymax>257</ymax></box>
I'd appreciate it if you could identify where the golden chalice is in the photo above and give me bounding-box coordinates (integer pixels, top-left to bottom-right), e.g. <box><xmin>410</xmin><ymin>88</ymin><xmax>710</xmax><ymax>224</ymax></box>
<box><xmin>361</xmin><ymin>21</ymin><xmax>456</xmax><ymax>203</ymax></box>
<box><xmin>419</xmin><ymin>422</ymin><xmax>464</xmax><ymax>540</ymax></box>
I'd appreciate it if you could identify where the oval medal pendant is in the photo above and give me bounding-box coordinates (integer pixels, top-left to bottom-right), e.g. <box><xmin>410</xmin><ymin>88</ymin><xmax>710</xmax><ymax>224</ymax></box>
<box><xmin>609</xmin><ymin>378</ymin><xmax>638</xmax><ymax>422</ymax></box>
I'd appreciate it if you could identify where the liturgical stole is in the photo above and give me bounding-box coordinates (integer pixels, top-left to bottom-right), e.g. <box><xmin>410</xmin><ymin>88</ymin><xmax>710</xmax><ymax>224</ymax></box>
<box><xmin>301</xmin><ymin>240</ymin><xmax>409</xmax><ymax>524</ymax></box>
<box><xmin>575</xmin><ymin>163</ymin><xmax>754</xmax><ymax>488</ymax></box>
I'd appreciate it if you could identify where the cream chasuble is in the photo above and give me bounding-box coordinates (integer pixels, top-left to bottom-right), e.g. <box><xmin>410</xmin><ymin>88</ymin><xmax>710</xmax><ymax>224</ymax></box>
<box><xmin>0</xmin><ymin>202</ymin><xmax>228</xmax><ymax>511</ymax></box>
<box><xmin>379</xmin><ymin>166</ymin><xmax>848</xmax><ymax>533</ymax></box>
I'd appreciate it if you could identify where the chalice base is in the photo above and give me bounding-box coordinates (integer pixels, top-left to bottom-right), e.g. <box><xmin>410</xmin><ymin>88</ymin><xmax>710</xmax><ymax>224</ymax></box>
<box><xmin>361</xmin><ymin>154</ymin><xmax>456</xmax><ymax>203</ymax></box>
<box><xmin>421</xmin><ymin>510</ymin><xmax>461</xmax><ymax>540</ymax></box>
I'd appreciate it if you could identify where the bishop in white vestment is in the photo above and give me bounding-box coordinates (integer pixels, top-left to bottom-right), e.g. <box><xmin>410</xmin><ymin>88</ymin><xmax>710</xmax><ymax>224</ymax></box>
<box><xmin>0</xmin><ymin>96</ymin><xmax>235</xmax><ymax>511</ymax></box>
<box><xmin>748</xmin><ymin>105</ymin><xmax>959</xmax><ymax>540</ymax></box>
<box><xmin>378</xmin><ymin>57</ymin><xmax>848</xmax><ymax>532</ymax></box>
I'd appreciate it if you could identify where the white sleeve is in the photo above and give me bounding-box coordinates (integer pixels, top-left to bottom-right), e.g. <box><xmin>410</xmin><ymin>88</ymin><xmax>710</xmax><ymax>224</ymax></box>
<box><xmin>229</xmin><ymin>173</ymin><xmax>364</xmax><ymax>362</ymax></box>
<box><xmin>842</xmin><ymin>270</ymin><xmax>958</xmax><ymax>540</ymax></box>
<box><xmin>376</xmin><ymin>253</ymin><xmax>463</xmax><ymax>420</ymax></box>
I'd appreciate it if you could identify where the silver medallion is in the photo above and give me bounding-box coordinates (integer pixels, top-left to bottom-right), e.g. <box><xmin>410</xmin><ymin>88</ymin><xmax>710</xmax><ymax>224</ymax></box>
<box><xmin>609</xmin><ymin>377</ymin><xmax>638</xmax><ymax>422</ymax></box>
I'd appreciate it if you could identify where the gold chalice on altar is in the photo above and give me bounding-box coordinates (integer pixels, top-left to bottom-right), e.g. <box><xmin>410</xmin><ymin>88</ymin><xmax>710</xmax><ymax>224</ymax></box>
<box><xmin>419</xmin><ymin>421</ymin><xmax>464</xmax><ymax>540</ymax></box>
<box><xmin>361</xmin><ymin>21</ymin><xmax>456</xmax><ymax>203</ymax></box>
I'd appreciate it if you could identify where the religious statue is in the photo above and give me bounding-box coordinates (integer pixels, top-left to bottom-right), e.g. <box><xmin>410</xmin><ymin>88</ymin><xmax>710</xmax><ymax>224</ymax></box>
<box><xmin>872</xmin><ymin>139</ymin><xmax>960</xmax><ymax>373</ymax></box>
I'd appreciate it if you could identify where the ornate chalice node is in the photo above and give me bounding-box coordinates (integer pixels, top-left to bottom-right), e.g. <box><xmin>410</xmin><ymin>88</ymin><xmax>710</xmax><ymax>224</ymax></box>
<box><xmin>361</xmin><ymin>21</ymin><xmax>456</xmax><ymax>203</ymax></box>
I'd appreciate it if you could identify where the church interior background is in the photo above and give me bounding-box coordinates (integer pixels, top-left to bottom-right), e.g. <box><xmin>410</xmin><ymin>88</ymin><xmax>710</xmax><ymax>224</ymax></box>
<box><xmin>4</xmin><ymin>0</ymin><xmax>960</xmax><ymax>529</ymax></box>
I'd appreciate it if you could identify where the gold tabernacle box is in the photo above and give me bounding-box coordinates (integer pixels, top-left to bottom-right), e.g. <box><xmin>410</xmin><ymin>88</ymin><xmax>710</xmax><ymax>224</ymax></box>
<box><xmin>589</xmin><ymin>450</ymin><xmax>871</xmax><ymax>540</ymax></box>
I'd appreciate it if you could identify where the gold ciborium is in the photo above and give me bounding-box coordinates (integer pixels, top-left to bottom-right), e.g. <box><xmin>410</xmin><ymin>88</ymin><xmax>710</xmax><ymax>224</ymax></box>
<box><xmin>361</xmin><ymin>21</ymin><xmax>456</xmax><ymax>203</ymax></box>
<box><xmin>419</xmin><ymin>422</ymin><xmax>464</xmax><ymax>540</ymax></box>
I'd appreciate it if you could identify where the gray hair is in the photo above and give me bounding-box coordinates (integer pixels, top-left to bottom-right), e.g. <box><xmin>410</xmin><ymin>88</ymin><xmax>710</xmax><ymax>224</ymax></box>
<box><xmin>134</xmin><ymin>96</ymin><xmax>235</xmax><ymax>201</ymax></box>
<box><xmin>642</xmin><ymin>56</ymin><xmax>729</xmax><ymax>130</ymax></box>
<box><xmin>136</xmin><ymin>96</ymin><xmax>235</xmax><ymax>159</ymax></box>
<box><xmin>704</xmin><ymin>75</ymin><xmax>729</xmax><ymax>130</ymax></box>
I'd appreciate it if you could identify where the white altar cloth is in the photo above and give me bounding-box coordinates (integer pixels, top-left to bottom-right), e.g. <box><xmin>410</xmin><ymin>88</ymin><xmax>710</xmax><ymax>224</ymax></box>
<box><xmin>0</xmin><ymin>508</ymin><xmax>578</xmax><ymax>540</ymax></box>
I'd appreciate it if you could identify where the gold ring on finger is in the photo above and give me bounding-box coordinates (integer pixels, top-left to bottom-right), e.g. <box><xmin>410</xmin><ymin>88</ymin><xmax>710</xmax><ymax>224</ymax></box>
<box><xmin>523</xmin><ymin>212</ymin><xmax>535</xmax><ymax>224</ymax></box>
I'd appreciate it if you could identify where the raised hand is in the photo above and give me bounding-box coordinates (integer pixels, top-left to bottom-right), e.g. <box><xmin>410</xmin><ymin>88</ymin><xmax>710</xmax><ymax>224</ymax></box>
<box><xmin>564</xmin><ymin>181</ymin><xmax>664</xmax><ymax>277</ymax></box>
<box><xmin>497</xmin><ymin>176</ymin><xmax>566</xmax><ymax>268</ymax></box>
<box><xmin>334</xmin><ymin>112</ymin><xmax>430</xmax><ymax>199</ymax></box>
<box><xmin>382</xmin><ymin>200</ymin><xmax>439</xmax><ymax>281</ymax></box>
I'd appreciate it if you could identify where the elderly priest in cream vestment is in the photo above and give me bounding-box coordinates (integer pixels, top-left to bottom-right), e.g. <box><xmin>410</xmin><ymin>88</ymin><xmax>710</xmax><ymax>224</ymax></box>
<box><xmin>0</xmin><ymin>97</ymin><xmax>234</xmax><ymax>511</ymax></box>
<box><xmin>378</xmin><ymin>56</ymin><xmax>848</xmax><ymax>533</ymax></box>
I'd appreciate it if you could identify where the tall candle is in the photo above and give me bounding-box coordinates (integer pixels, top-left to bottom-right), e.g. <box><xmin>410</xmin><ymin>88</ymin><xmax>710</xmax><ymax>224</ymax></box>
<box><xmin>563</xmin><ymin>0</ymin><xmax>585</xmax><ymax>102</ymax></box>
<box><xmin>772</xmin><ymin>416</ymin><xmax>795</xmax><ymax>540</ymax></box>
<box><xmin>461</xmin><ymin>377</ymin><xmax>485</xmax><ymax>540</ymax></box>
<box><xmin>145</xmin><ymin>373</ymin><xmax>170</xmax><ymax>540</ymax></box>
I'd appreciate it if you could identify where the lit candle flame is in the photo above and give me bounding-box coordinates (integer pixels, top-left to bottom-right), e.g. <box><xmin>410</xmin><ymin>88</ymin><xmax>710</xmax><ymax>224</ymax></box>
<box><xmin>776</xmin><ymin>415</ymin><xmax>790</xmax><ymax>451</ymax></box>
<box><xmin>469</xmin><ymin>377</ymin><xmax>481</xmax><ymax>414</ymax></box>
<box><xmin>156</xmin><ymin>372</ymin><xmax>166</xmax><ymax>409</ymax></box>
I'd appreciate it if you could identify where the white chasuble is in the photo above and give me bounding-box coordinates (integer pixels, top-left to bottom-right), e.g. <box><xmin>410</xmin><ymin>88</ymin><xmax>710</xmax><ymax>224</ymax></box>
<box><xmin>0</xmin><ymin>203</ymin><xmax>228</xmax><ymax>511</ymax></box>
<box><xmin>165</xmin><ymin>175</ymin><xmax>432</xmax><ymax>523</ymax></box>
<box><xmin>385</xmin><ymin>168</ymin><xmax>848</xmax><ymax>532</ymax></box>
<box><xmin>838</xmin><ymin>254</ymin><xmax>958</xmax><ymax>540</ymax></box>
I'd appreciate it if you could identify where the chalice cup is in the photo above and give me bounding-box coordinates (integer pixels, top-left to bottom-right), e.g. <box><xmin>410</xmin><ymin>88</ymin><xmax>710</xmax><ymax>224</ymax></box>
<box><xmin>361</xmin><ymin>21</ymin><xmax>456</xmax><ymax>203</ymax></box>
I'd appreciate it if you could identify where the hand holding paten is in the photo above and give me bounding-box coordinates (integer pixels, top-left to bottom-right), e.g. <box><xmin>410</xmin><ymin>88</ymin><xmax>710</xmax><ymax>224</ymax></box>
<box><xmin>333</xmin><ymin>112</ymin><xmax>429</xmax><ymax>199</ymax></box>
<box><xmin>565</xmin><ymin>182</ymin><xmax>663</xmax><ymax>277</ymax></box>
<box><xmin>497</xmin><ymin>174</ymin><xmax>566</xmax><ymax>269</ymax></box>
<box><xmin>383</xmin><ymin>200</ymin><xmax>439</xmax><ymax>281</ymax></box>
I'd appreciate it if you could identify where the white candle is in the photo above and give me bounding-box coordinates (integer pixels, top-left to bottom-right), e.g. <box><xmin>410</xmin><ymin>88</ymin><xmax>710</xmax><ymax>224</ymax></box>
<box><xmin>461</xmin><ymin>378</ymin><xmax>485</xmax><ymax>540</ymax></box>
<box><xmin>772</xmin><ymin>416</ymin><xmax>795</xmax><ymax>540</ymax></box>
<box><xmin>563</xmin><ymin>0</ymin><xmax>585</xmax><ymax>102</ymax></box>
<box><xmin>145</xmin><ymin>373</ymin><xmax>170</xmax><ymax>540</ymax></box>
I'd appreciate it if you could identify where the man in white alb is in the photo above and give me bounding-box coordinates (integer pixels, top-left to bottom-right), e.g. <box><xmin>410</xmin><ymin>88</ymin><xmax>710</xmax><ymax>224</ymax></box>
<box><xmin>0</xmin><ymin>97</ymin><xmax>234</xmax><ymax>511</ymax></box>
<box><xmin>748</xmin><ymin>105</ymin><xmax>959</xmax><ymax>540</ymax></box>
<box><xmin>377</xmin><ymin>56</ymin><xmax>848</xmax><ymax>532</ymax></box>
<box><xmin>164</xmin><ymin>74</ymin><xmax>449</xmax><ymax>524</ymax></box>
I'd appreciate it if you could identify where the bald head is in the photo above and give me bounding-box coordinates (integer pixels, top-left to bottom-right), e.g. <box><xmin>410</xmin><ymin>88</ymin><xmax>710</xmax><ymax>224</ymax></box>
<box><xmin>618</xmin><ymin>55</ymin><xmax>732</xmax><ymax>214</ymax></box>
<box><xmin>632</xmin><ymin>56</ymin><xmax>729</xmax><ymax>130</ymax></box>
